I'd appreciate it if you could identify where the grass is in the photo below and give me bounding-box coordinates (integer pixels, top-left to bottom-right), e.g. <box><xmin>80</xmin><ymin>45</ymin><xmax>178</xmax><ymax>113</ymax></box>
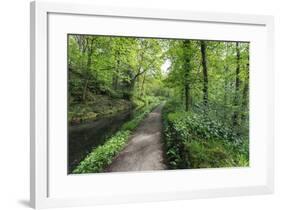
<box><xmin>184</xmin><ymin>138</ymin><xmax>249</xmax><ymax>168</ymax></box>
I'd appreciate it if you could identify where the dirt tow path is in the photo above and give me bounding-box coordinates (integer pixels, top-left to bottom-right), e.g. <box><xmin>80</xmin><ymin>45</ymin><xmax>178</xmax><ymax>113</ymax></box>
<box><xmin>106</xmin><ymin>104</ymin><xmax>166</xmax><ymax>172</ymax></box>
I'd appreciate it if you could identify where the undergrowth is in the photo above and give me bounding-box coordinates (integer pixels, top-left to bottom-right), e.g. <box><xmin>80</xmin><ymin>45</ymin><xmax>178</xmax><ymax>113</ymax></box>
<box><xmin>162</xmin><ymin>100</ymin><xmax>249</xmax><ymax>169</ymax></box>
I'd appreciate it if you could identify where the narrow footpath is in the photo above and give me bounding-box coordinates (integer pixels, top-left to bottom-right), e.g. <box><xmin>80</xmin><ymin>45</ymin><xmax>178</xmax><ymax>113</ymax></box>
<box><xmin>106</xmin><ymin>104</ymin><xmax>166</xmax><ymax>172</ymax></box>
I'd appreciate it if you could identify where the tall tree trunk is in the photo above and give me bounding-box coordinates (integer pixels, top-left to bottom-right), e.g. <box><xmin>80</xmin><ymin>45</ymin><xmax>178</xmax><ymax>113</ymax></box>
<box><xmin>223</xmin><ymin>65</ymin><xmax>229</xmax><ymax>122</ymax></box>
<box><xmin>82</xmin><ymin>37</ymin><xmax>94</xmax><ymax>103</ymax></box>
<box><xmin>183</xmin><ymin>40</ymin><xmax>192</xmax><ymax>111</ymax></box>
<box><xmin>185</xmin><ymin>83</ymin><xmax>190</xmax><ymax>111</ymax></box>
<box><xmin>200</xmin><ymin>41</ymin><xmax>208</xmax><ymax>109</ymax></box>
<box><xmin>232</xmin><ymin>42</ymin><xmax>241</xmax><ymax>127</ymax></box>
<box><xmin>223</xmin><ymin>43</ymin><xmax>230</xmax><ymax>124</ymax></box>
<box><xmin>241</xmin><ymin>62</ymin><xmax>249</xmax><ymax>123</ymax></box>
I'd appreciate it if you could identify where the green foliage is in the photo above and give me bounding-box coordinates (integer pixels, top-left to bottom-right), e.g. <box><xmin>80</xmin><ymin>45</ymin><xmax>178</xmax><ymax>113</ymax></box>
<box><xmin>73</xmin><ymin>130</ymin><xmax>130</xmax><ymax>173</ymax></box>
<box><xmin>185</xmin><ymin>139</ymin><xmax>249</xmax><ymax>168</ymax></box>
<box><xmin>68</xmin><ymin>34</ymin><xmax>250</xmax><ymax>172</ymax></box>
<box><xmin>165</xmin><ymin>41</ymin><xmax>249</xmax><ymax>131</ymax></box>
<box><xmin>167</xmin><ymin>111</ymin><xmax>241</xmax><ymax>143</ymax></box>
<box><xmin>68</xmin><ymin>35</ymin><xmax>165</xmax><ymax>105</ymax></box>
<box><xmin>72</xmin><ymin>102</ymin><xmax>159</xmax><ymax>173</ymax></box>
<box><xmin>162</xmin><ymin>101</ymin><xmax>249</xmax><ymax>169</ymax></box>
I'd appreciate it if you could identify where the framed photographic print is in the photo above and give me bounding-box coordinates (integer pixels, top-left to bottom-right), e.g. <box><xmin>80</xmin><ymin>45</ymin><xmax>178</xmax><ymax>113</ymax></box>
<box><xmin>30</xmin><ymin>0</ymin><xmax>274</xmax><ymax>209</ymax></box>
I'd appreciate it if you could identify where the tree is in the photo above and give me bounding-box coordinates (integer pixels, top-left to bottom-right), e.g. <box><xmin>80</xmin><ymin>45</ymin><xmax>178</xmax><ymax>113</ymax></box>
<box><xmin>200</xmin><ymin>40</ymin><xmax>208</xmax><ymax>109</ymax></box>
<box><xmin>240</xmin><ymin>45</ymin><xmax>250</xmax><ymax>125</ymax></box>
<box><xmin>68</xmin><ymin>35</ymin><xmax>250</xmax><ymax>135</ymax></box>
<box><xmin>232</xmin><ymin>42</ymin><xmax>241</xmax><ymax>127</ymax></box>
<box><xmin>125</xmin><ymin>39</ymin><xmax>163</xmax><ymax>99</ymax></box>
<box><xmin>182</xmin><ymin>40</ymin><xmax>192</xmax><ymax>111</ymax></box>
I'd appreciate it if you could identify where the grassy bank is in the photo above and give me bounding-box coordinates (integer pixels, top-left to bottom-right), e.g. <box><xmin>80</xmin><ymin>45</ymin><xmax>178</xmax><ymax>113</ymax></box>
<box><xmin>68</xmin><ymin>95</ymin><xmax>132</xmax><ymax>125</ymax></box>
<box><xmin>72</xmin><ymin>101</ymin><xmax>160</xmax><ymax>174</ymax></box>
<box><xmin>162</xmin><ymin>101</ymin><xmax>249</xmax><ymax>169</ymax></box>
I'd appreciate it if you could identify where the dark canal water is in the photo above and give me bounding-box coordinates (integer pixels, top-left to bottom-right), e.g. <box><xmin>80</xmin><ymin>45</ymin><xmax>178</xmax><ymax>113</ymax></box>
<box><xmin>68</xmin><ymin>109</ymin><xmax>134</xmax><ymax>173</ymax></box>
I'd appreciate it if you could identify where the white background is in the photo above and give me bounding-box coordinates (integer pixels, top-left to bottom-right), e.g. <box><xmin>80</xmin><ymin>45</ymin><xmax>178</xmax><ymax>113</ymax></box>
<box><xmin>0</xmin><ymin>0</ymin><xmax>279</xmax><ymax>209</ymax></box>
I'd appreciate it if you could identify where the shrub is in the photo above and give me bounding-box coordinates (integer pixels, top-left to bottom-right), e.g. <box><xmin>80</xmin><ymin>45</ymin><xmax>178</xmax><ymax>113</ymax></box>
<box><xmin>162</xmin><ymin>100</ymin><xmax>249</xmax><ymax>170</ymax></box>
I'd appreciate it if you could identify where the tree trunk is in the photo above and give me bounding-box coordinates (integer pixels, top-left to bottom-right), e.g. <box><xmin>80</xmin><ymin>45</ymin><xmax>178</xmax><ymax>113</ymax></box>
<box><xmin>241</xmin><ymin>62</ymin><xmax>249</xmax><ymax>123</ymax></box>
<box><xmin>81</xmin><ymin>37</ymin><xmax>95</xmax><ymax>103</ymax></box>
<box><xmin>200</xmin><ymin>41</ymin><xmax>208</xmax><ymax>109</ymax></box>
<box><xmin>82</xmin><ymin>45</ymin><xmax>93</xmax><ymax>103</ymax></box>
<box><xmin>232</xmin><ymin>42</ymin><xmax>241</xmax><ymax>127</ymax></box>
<box><xmin>183</xmin><ymin>40</ymin><xmax>192</xmax><ymax>111</ymax></box>
<box><xmin>185</xmin><ymin>83</ymin><xmax>190</xmax><ymax>111</ymax></box>
<box><xmin>223</xmin><ymin>43</ymin><xmax>230</xmax><ymax>124</ymax></box>
<box><xmin>223</xmin><ymin>65</ymin><xmax>229</xmax><ymax>122</ymax></box>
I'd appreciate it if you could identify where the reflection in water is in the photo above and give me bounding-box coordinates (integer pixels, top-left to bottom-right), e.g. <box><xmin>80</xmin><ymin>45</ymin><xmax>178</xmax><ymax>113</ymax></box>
<box><xmin>68</xmin><ymin>109</ymin><xmax>134</xmax><ymax>173</ymax></box>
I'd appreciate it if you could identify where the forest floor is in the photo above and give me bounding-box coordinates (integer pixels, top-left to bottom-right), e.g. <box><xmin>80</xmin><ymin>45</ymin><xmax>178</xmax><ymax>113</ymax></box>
<box><xmin>105</xmin><ymin>104</ymin><xmax>167</xmax><ymax>172</ymax></box>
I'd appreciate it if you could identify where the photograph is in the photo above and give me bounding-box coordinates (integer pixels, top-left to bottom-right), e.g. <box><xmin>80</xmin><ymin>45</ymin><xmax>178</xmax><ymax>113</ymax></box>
<box><xmin>67</xmin><ymin>34</ymin><xmax>249</xmax><ymax>174</ymax></box>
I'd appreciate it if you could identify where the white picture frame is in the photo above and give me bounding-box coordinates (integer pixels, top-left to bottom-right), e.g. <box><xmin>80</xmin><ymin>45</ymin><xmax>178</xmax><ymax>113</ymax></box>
<box><xmin>30</xmin><ymin>0</ymin><xmax>274</xmax><ymax>209</ymax></box>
